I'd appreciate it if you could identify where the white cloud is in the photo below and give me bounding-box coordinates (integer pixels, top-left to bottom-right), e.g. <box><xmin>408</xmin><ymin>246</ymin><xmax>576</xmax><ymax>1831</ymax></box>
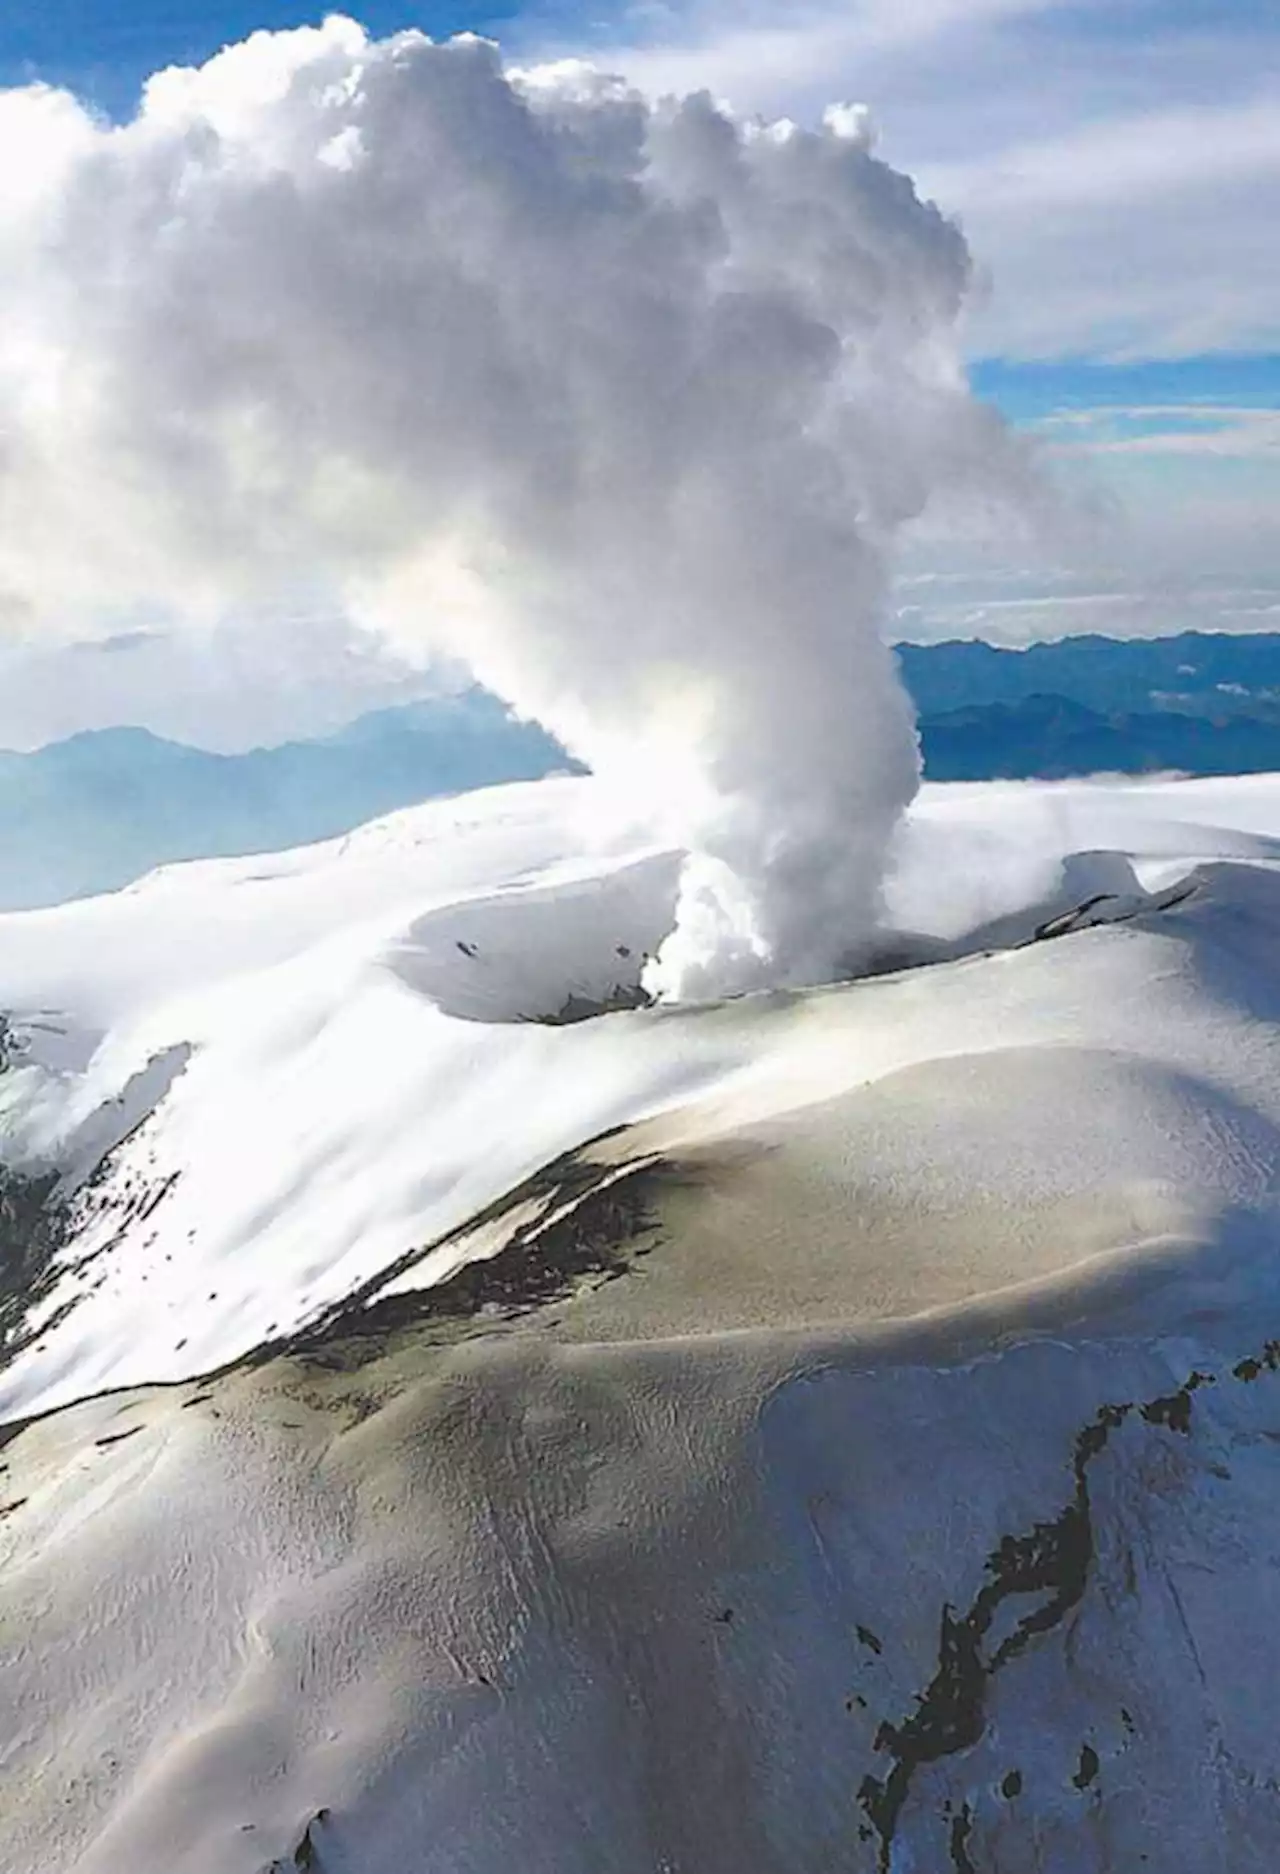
<box><xmin>924</xmin><ymin>94</ymin><xmax>1280</xmax><ymax>215</ymax></box>
<box><xmin>0</xmin><ymin>615</ymin><xmax>446</xmax><ymax>754</ymax></box>
<box><xmin>892</xmin><ymin>563</ymin><xmax>1280</xmax><ymax>645</ymax></box>
<box><xmin>571</xmin><ymin>0</ymin><xmax>1056</xmax><ymax>109</ymax></box>
<box><xmin>922</xmin><ymin>96</ymin><xmax>1280</xmax><ymax>358</ymax></box>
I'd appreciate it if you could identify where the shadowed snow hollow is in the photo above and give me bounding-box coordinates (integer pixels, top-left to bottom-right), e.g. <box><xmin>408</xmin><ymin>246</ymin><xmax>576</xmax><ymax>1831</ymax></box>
<box><xmin>384</xmin><ymin>853</ymin><xmax>680</xmax><ymax>1024</ymax></box>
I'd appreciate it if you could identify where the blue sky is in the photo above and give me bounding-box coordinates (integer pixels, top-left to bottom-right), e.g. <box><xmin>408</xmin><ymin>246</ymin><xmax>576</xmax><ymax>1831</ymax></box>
<box><xmin>0</xmin><ymin>2</ymin><xmax>1275</xmax><ymax>743</ymax></box>
<box><xmin>0</xmin><ymin>5</ymin><xmax>520</xmax><ymax>115</ymax></box>
<box><xmin>971</xmin><ymin>357</ymin><xmax>1280</xmax><ymax>425</ymax></box>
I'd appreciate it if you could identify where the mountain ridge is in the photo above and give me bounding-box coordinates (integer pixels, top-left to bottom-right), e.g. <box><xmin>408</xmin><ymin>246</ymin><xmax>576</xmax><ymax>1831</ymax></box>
<box><xmin>5</xmin><ymin>634</ymin><xmax>1280</xmax><ymax>912</ymax></box>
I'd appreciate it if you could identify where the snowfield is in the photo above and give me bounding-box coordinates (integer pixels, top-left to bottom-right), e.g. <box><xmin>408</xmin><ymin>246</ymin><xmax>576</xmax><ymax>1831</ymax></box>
<box><xmin>4</xmin><ymin>771</ymin><xmax>1280</xmax><ymax>1872</ymax></box>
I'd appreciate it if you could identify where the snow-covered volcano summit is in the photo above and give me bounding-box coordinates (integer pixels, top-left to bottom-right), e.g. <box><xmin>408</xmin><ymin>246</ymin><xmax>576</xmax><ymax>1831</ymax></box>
<box><xmin>4</xmin><ymin>772</ymin><xmax>1280</xmax><ymax>1873</ymax></box>
<box><xmin>2</xmin><ymin>769</ymin><xmax>1275</xmax><ymax>1422</ymax></box>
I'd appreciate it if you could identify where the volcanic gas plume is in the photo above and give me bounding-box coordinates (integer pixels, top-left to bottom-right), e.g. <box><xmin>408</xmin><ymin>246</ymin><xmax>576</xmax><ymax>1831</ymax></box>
<box><xmin>0</xmin><ymin>20</ymin><xmax>1030</xmax><ymax>995</ymax></box>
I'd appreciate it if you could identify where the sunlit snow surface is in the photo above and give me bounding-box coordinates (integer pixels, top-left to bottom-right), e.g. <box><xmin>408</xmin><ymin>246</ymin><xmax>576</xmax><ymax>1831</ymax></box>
<box><xmin>2</xmin><ymin>771</ymin><xmax>1279</xmax><ymax>1421</ymax></box>
<box><xmin>6</xmin><ymin>774</ymin><xmax>1280</xmax><ymax>1874</ymax></box>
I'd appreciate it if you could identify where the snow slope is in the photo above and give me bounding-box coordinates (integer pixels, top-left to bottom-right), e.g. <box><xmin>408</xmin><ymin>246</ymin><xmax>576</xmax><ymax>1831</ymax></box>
<box><xmin>3</xmin><ymin>770</ymin><xmax>1280</xmax><ymax>1420</ymax></box>
<box><xmin>3</xmin><ymin>772</ymin><xmax>1280</xmax><ymax>1872</ymax></box>
<box><xmin>1</xmin><ymin>771</ymin><xmax>1276</xmax><ymax>1422</ymax></box>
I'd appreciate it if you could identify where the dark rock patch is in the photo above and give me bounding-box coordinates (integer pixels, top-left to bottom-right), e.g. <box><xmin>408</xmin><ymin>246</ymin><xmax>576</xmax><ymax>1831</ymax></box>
<box><xmin>257</xmin><ymin>1130</ymin><xmax>680</xmax><ymax>1374</ymax></box>
<box><xmin>1073</xmin><ymin>1743</ymin><xmax>1100</xmax><ymax>1791</ymax></box>
<box><xmin>0</xmin><ymin>1164</ymin><xmax>72</xmax><ymax>1368</ymax></box>
<box><xmin>534</xmin><ymin>983</ymin><xmax>654</xmax><ymax>1026</ymax></box>
<box><xmin>94</xmin><ymin>1426</ymin><xmax>143</xmax><ymax>1450</ymax></box>
<box><xmin>856</xmin><ymin>1344</ymin><xmax>1280</xmax><ymax>1870</ymax></box>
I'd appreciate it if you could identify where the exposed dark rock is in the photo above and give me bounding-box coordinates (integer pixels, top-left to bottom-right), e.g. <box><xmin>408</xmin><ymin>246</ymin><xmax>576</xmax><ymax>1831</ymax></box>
<box><xmin>94</xmin><ymin>1426</ymin><xmax>143</xmax><ymax>1450</ymax></box>
<box><xmin>1140</xmin><ymin>1390</ymin><xmax>1194</xmax><ymax>1435</ymax></box>
<box><xmin>260</xmin><ymin>1130</ymin><xmax>677</xmax><ymax>1372</ymax></box>
<box><xmin>264</xmin><ymin>1808</ymin><xmax>331</xmax><ymax>1873</ymax></box>
<box><xmin>1234</xmin><ymin>1343</ymin><xmax>1280</xmax><ymax>1381</ymax></box>
<box><xmin>856</xmin><ymin>1345</ymin><xmax>1280</xmax><ymax>1870</ymax></box>
<box><xmin>948</xmin><ymin>1802</ymin><xmax>977</xmax><ymax>1873</ymax></box>
<box><xmin>1073</xmin><ymin>1743</ymin><xmax>1100</xmax><ymax>1791</ymax></box>
<box><xmin>0</xmin><ymin>1164</ymin><xmax>71</xmax><ymax>1367</ymax></box>
<box><xmin>535</xmin><ymin>983</ymin><xmax>653</xmax><ymax>1026</ymax></box>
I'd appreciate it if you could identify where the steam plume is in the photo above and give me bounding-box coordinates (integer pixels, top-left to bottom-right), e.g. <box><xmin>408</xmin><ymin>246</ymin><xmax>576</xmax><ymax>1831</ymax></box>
<box><xmin>0</xmin><ymin>20</ymin><xmax>1026</xmax><ymax>995</ymax></box>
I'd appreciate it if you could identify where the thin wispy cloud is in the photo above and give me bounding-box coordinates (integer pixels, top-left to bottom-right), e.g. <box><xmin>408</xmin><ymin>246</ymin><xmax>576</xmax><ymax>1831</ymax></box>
<box><xmin>1040</xmin><ymin>406</ymin><xmax>1280</xmax><ymax>459</ymax></box>
<box><xmin>565</xmin><ymin>0</ymin><xmax>1058</xmax><ymax>103</ymax></box>
<box><xmin>923</xmin><ymin>95</ymin><xmax>1280</xmax><ymax>215</ymax></box>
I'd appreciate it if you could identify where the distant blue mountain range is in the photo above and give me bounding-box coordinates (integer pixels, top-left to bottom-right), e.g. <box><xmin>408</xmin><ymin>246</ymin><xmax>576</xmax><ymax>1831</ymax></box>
<box><xmin>900</xmin><ymin>631</ymin><xmax>1280</xmax><ymax>783</ymax></box>
<box><xmin>0</xmin><ymin>692</ymin><xmax>578</xmax><ymax>912</ymax></box>
<box><xmin>895</xmin><ymin>632</ymin><xmax>1280</xmax><ymax>720</ymax></box>
<box><xmin>4</xmin><ymin>632</ymin><xmax>1280</xmax><ymax>912</ymax></box>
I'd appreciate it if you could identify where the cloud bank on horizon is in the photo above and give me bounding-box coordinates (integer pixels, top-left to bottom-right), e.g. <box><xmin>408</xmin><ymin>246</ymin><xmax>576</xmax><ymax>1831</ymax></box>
<box><xmin>0</xmin><ymin>17</ymin><xmax>1038</xmax><ymax>996</ymax></box>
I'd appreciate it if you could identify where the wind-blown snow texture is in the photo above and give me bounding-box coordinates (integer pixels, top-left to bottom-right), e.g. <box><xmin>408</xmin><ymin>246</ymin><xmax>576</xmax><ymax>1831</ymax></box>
<box><xmin>4</xmin><ymin>774</ymin><xmax>1280</xmax><ymax>1872</ymax></box>
<box><xmin>0</xmin><ymin>20</ymin><xmax>1033</xmax><ymax>995</ymax></box>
